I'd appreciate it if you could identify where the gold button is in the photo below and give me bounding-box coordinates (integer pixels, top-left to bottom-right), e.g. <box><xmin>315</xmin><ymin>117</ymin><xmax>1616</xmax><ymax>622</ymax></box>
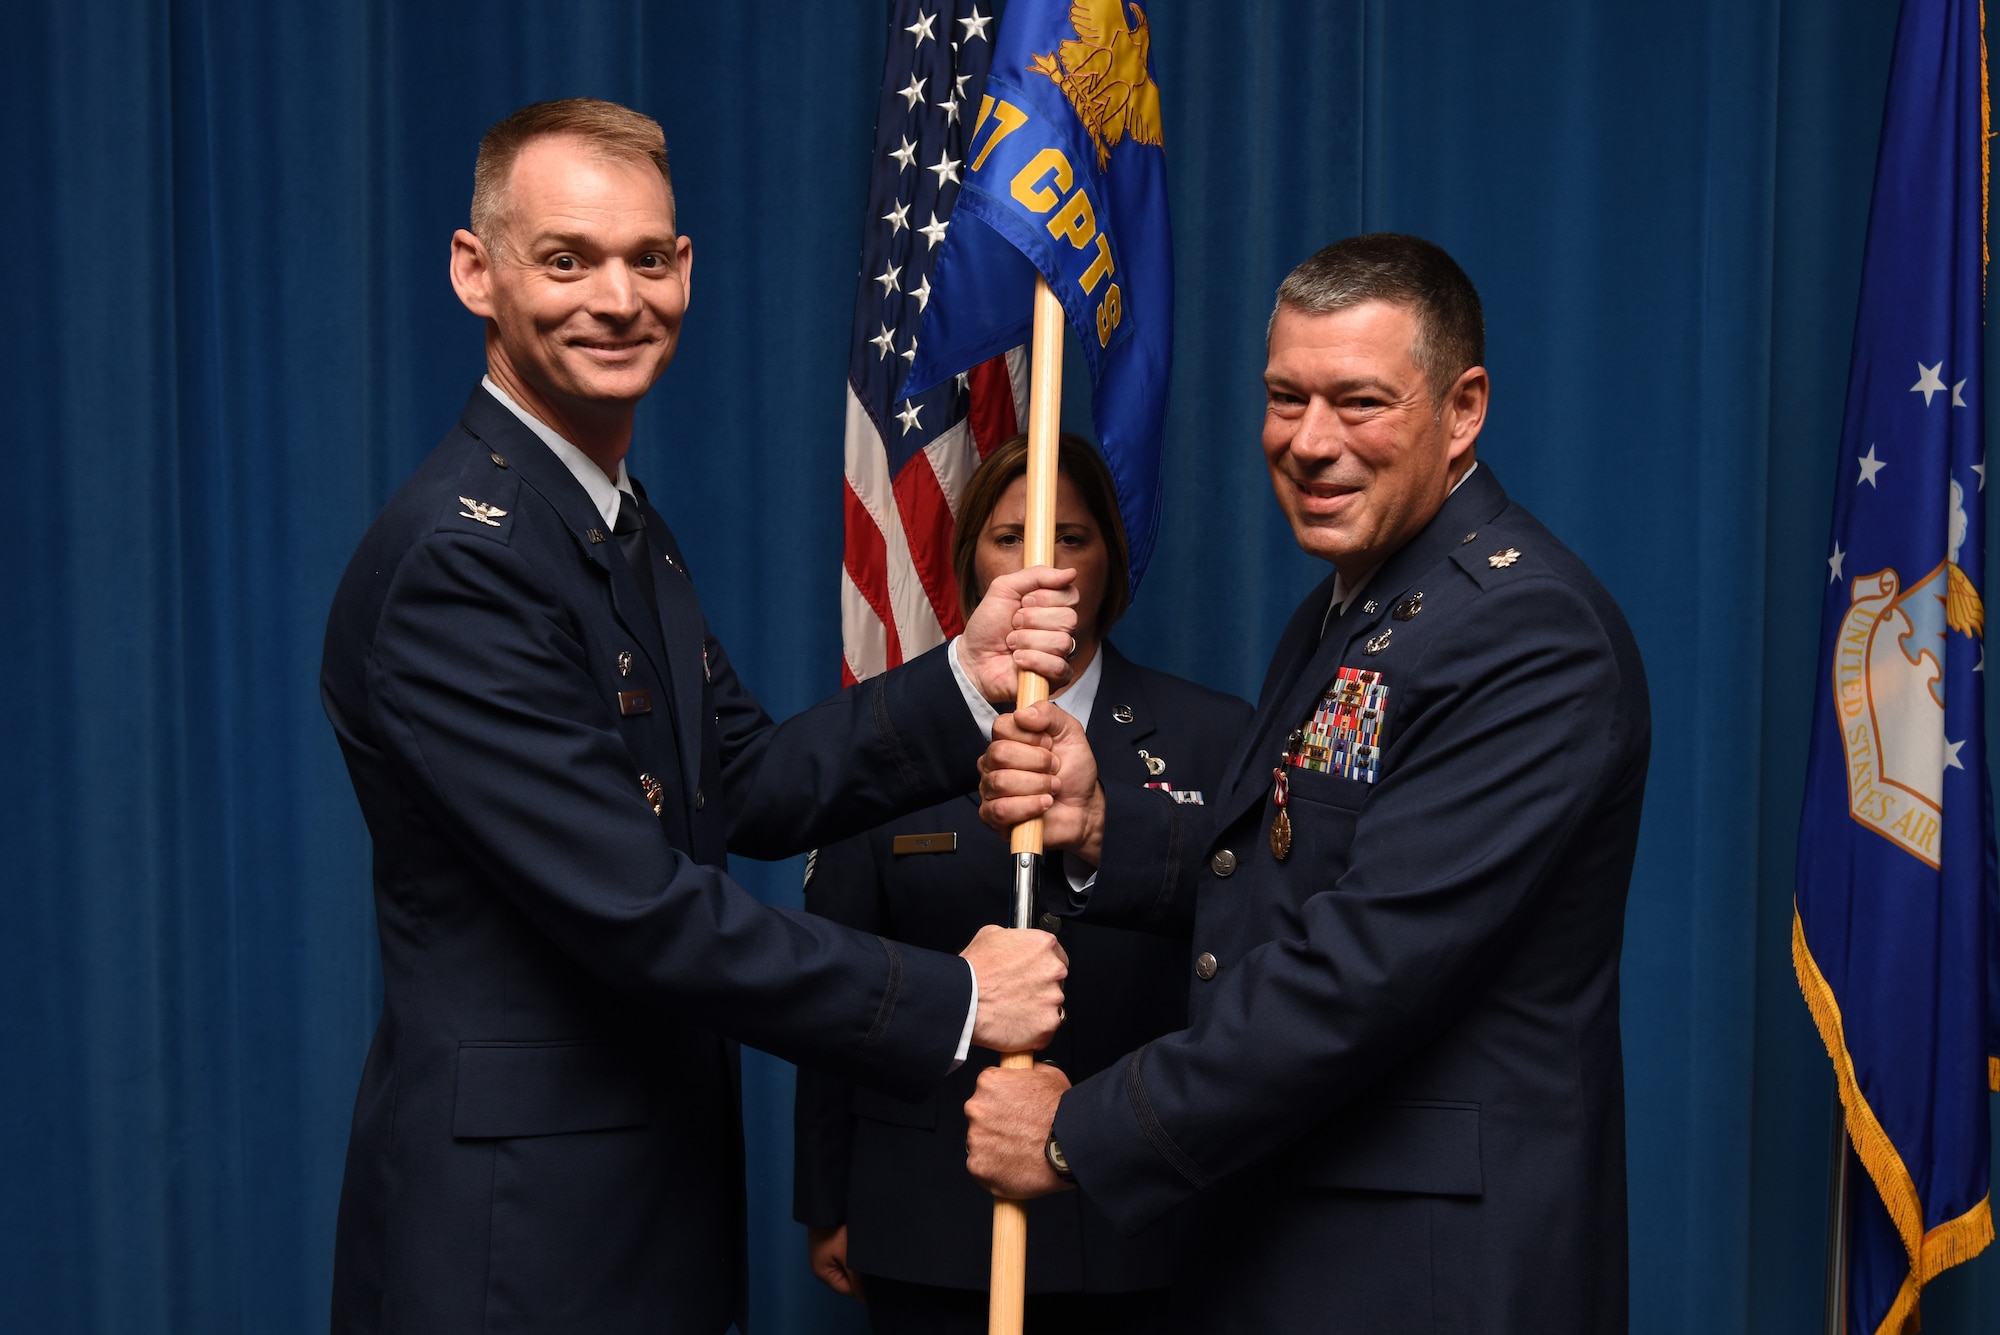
<box><xmin>1210</xmin><ymin>849</ymin><xmax>1237</xmax><ymax>877</ymax></box>
<box><xmin>1195</xmin><ymin>952</ymin><xmax>1218</xmax><ymax>981</ymax></box>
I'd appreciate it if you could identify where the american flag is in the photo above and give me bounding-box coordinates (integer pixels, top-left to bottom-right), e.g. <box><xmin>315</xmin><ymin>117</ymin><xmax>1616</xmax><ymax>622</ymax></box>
<box><xmin>841</xmin><ymin>0</ymin><xmax>1027</xmax><ymax>685</ymax></box>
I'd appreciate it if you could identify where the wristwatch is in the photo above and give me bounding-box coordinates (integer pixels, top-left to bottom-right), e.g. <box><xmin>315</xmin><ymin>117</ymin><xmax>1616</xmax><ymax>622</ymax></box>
<box><xmin>1044</xmin><ymin>1132</ymin><xmax>1076</xmax><ymax>1184</ymax></box>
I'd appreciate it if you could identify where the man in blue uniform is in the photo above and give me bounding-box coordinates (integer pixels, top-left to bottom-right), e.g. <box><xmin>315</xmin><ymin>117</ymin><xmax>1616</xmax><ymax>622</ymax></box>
<box><xmin>320</xmin><ymin>98</ymin><xmax>1073</xmax><ymax>1334</ymax></box>
<box><xmin>968</xmin><ymin>234</ymin><xmax>1651</xmax><ymax>1333</ymax></box>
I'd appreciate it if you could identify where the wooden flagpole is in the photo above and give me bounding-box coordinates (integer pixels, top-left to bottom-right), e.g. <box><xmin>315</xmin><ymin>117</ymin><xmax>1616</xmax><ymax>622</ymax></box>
<box><xmin>988</xmin><ymin>274</ymin><xmax>1067</xmax><ymax>1335</ymax></box>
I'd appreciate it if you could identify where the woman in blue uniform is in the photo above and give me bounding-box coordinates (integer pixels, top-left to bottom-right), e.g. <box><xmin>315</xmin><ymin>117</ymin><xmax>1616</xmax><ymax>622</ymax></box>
<box><xmin>793</xmin><ymin>434</ymin><xmax>1251</xmax><ymax>1334</ymax></box>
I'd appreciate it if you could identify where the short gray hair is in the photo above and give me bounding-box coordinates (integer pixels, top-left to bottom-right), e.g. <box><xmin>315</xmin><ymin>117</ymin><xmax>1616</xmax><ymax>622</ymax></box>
<box><xmin>1269</xmin><ymin>234</ymin><xmax>1485</xmax><ymax>404</ymax></box>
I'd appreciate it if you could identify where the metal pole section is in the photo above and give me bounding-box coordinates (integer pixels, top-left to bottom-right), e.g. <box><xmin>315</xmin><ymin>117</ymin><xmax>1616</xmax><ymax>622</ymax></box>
<box><xmin>1823</xmin><ymin>1101</ymin><xmax>1850</xmax><ymax>1335</ymax></box>
<box><xmin>987</xmin><ymin>275</ymin><xmax>1067</xmax><ymax>1335</ymax></box>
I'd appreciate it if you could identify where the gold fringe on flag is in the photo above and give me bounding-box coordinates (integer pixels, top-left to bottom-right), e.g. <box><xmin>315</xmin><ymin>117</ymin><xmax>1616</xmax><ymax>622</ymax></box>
<box><xmin>1793</xmin><ymin>908</ymin><xmax>1994</xmax><ymax>1335</ymax></box>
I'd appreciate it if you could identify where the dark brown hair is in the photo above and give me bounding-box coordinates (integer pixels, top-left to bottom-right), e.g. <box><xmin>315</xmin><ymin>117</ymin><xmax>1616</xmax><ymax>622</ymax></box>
<box><xmin>951</xmin><ymin>433</ymin><xmax>1131</xmax><ymax>629</ymax></box>
<box><xmin>470</xmin><ymin>99</ymin><xmax>675</xmax><ymax>250</ymax></box>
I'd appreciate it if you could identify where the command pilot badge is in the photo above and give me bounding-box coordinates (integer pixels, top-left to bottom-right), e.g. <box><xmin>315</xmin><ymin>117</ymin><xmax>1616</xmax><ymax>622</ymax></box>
<box><xmin>1835</xmin><ymin>481</ymin><xmax>1985</xmax><ymax>869</ymax></box>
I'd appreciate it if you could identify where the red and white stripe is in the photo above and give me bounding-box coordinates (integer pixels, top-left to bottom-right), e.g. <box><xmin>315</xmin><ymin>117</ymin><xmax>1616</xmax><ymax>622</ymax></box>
<box><xmin>841</xmin><ymin>347</ymin><xmax>1028</xmax><ymax>684</ymax></box>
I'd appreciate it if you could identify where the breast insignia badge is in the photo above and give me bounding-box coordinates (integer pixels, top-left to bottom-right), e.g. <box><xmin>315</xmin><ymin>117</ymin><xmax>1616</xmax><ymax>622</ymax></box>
<box><xmin>458</xmin><ymin>497</ymin><xmax>508</xmax><ymax>527</ymax></box>
<box><xmin>1364</xmin><ymin>629</ymin><xmax>1393</xmax><ymax>654</ymax></box>
<box><xmin>639</xmin><ymin>773</ymin><xmax>665</xmax><ymax>816</ymax></box>
<box><xmin>1835</xmin><ymin>483</ymin><xmax>1985</xmax><ymax>868</ymax></box>
<box><xmin>1137</xmin><ymin>748</ymin><xmax>1166</xmax><ymax>776</ymax></box>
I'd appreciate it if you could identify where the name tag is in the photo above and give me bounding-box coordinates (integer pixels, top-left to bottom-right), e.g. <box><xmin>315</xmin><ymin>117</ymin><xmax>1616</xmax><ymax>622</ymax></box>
<box><xmin>892</xmin><ymin>832</ymin><xmax>958</xmax><ymax>855</ymax></box>
<box><xmin>618</xmin><ymin>690</ymin><xmax>653</xmax><ymax>716</ymax></box>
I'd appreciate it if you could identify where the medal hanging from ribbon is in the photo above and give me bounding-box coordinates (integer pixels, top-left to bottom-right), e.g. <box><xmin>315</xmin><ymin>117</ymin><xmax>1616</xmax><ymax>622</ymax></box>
<box><xmin>1270</xmin><ymin>763</ymin><xmax>1292</xmax><ymax>860</ymax></box>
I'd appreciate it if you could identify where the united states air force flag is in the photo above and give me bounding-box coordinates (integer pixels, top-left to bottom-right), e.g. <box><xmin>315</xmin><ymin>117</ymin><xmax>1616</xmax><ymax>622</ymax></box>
<box><xmin>900</xmin><ymin>0</ymin><xmax>1172</xmax><ymax>584</ymax></box>
<box><xmin>1794</xmin><ymin>1</ymin><xmax>2000</xmax><ymax>1331</ymax></box>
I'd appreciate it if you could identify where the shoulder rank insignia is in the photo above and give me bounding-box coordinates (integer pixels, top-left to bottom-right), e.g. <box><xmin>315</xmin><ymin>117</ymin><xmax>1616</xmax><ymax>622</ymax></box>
<box><xmin>459</xmin><ymin>497</ymin><xmax>508</xmax><ymax>527</ymax></box>
<box><xmin>1488</xmin><ymin>547</ymin><xmax>1522</xmax><ymax>569</ymax></box>
<box><xmin>1286</xmin><ymin>666</ymin><xmax>1388</xmax><ymax>784</ymax></box>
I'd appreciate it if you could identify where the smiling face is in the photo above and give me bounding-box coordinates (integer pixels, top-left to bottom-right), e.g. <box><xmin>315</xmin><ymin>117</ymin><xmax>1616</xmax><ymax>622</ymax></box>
<box><xmin>450</xmin><ymin>134</ymin><xmax>692</xmax><ymax>455</ymax></box>
<box><xmin>1261</xmin><ymin>300</ymin><xmax>1487</xmax><ymax>582</ymax></box>
<box><xmin>973</xmin><ymin>471</ymin><xmax>1111</xmax><ymax>665</ymax></box>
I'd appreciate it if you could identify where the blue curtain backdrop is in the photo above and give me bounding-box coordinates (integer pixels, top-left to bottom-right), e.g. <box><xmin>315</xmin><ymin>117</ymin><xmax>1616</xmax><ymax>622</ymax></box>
<box><xmin>4</xmin><ymin>0</ymin><xmax>1997</xmax><ymax>1330</ymax></box>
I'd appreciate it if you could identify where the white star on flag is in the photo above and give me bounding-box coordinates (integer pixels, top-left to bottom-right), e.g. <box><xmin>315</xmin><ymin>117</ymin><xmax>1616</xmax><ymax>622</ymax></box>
<box><xmin>899</xmin><ymin>74</ymin><xmax>928</xmax><ymax>110</ymax></box>
<box><xmin>874</xmin><ymin>262</ymin><xmax>902</xmax><ymax>295</ymax></box>
<box><xmin>1974</xmin><ymin>462</ymin><xmax>1987</xmax><ymax>489</ymax></box>
<box><xmin>1952</xmin><ymin>379</ymin><xmax>1967</xmax><ymax>406</ymax></box>
<box><xmin>1945</xmin><ymin>738</ymin><xmax>1967</xmax><ymax>771</ymax></box>
<box><xmin>927</xmin><ymin>150</ymin><xmax>962</xmax><ymax>187</ymax></box>
<box><xmin>960</xmin><ymin>6</ymin><xmax>991</xmax><ymax>41</ymax></box>
<box><xmin>1912</xmin><ymin>360</ymin><xmax>1947</xmax><ymax>405</ymax></box>
<box><xmin>1829</xmin><ymin>542</ymin><xmax>1845</xmax><ymax>583</ymax></box>
<box><xmin>882</xmin><ymin>199</ymin><xmax>911</xmax><ymax>233</ymax></box>
<box><xmin>895</xmin><ymin>400</ymin><xmax>923</xmax><ymax>435</ymax></box>
<box><xmin>889</xmin><ymin>135</ymin><xmax>918</xmax><ymax>171</ymax></box>
<box><xmin>1856</xmin><ymin>444</ymin><xmax>1887</xmax><ymax>487</ymax></box>
<box><xmin>905</xmin><ymin>9</ymin><xmax>937</xmax><ymax>46</ymax></box>
<box><xmin>869</xmin><ymin>323</ymin><xmax>895</xmax><ymax>360</ymax></box>
<box><xmin>942</xmin><ymin>94</ymin><xmax>962</xmax><ymax>125</ymax></box>
<box><xmin>920</xmin><ymin>212</ymin><xmax>949</xmax><ymax>249</ymax></box>
<box><xmin>913</xmin><ymin>275</ymin><xmax>932</xmax><ymax>312</ymax></box>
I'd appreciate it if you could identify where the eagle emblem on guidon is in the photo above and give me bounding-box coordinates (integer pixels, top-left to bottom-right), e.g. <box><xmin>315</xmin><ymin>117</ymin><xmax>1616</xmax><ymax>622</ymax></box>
<box><xmin>1837</xmin><ymin>479</ymin><xmax>1985</xmax><ymax>868</ymax></box>
<box><xmin>1030</xmin><ymin>0</ymin><xmax>1165</xmax><ymax>169</ymax></box>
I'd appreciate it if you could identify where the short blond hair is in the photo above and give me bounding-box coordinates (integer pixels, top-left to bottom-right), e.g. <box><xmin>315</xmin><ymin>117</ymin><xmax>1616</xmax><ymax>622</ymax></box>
<box><xmin>469</xmin><ymin>98</ymin><xmax>675</xmax><ymax>249</ymax></box>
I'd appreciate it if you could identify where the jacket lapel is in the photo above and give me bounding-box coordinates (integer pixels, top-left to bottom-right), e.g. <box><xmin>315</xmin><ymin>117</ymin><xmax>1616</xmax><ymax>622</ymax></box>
<box><xmin>1085</xmin><ymin>643</ymin><xmax>1159</xmax><ymax>787</ymax></box>
<box><xmin>1211</xmin><ymin>465</ymin><xmax>1514</xmax><ymax>833</ymax></box>
<box><xmin>1211</xmin><ymin>567</ymin><xmax>1341</xmax><ymax>813</ymax></box>
<box><xmin>634</xmin><ymin>492</ymin><xmax>708</xmax><ymax>801</ymax></box>
<box><xmin>458</xmin><ymin>390</ymin><xmax>677</xmax><ymax>689</ymax></box>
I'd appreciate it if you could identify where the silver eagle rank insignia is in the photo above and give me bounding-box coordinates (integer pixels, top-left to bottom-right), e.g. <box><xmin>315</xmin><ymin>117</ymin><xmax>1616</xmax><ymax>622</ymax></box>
<box><xmin>459</xmin><ymin>497</ymin><xmax>509</xmax><ymax>527</ymax></box>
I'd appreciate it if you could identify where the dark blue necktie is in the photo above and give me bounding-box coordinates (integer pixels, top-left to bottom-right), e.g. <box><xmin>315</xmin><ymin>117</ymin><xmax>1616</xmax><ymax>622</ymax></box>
<box><xmin>612</xmin><ymin>492</ymin><xmax>658</xmax><ymax>616</ymax></box>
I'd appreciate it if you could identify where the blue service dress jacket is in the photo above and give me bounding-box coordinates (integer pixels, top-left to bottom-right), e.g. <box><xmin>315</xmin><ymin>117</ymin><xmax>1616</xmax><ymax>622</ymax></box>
<box><xmin>793</xmin><ymin>644</ymin><xmax>1250</xmax><ymax>1295</ymax></box>
<box><xmin>320</xmin><ymin>386</ymin><xmax>989</xmax><ymax>1335</ymax></box>
<box><xmin>1050</xmin><ymin>465</ymin><xmax>1651</xmax><ymax>1334</ymax></box>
